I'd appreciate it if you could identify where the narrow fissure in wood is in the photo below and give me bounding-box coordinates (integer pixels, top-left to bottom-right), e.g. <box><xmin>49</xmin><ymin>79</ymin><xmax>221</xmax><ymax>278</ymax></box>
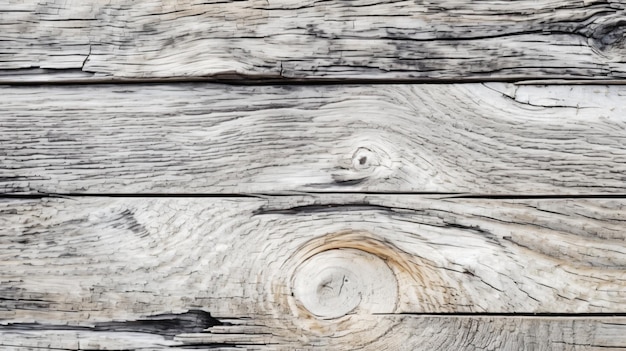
<box><xmin>384</xmin><ymin>312</ymin><xmax>626</xmax><ymax>317</ymax></box>
<box><xmin>4</xmin><ymin>192</ymin><xmax>626</xmax><ymax>200</ymax></box>
<box><xmin>3</xmin><ymin>75</ymin><xmax>626</xmax><ymax>86</ymax></box>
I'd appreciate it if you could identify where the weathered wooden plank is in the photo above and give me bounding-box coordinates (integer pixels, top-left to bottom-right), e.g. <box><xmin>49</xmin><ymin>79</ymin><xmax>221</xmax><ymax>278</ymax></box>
<box><xmin>2</xmin><ymin>83</ymin><xmax>626</xmax><ymax>195</ymax></box>
<box><xmin>2</xmin><ymin>316</ymin><xmax>626</xmax><ymax>350</ymax></box>
<box><xmin>1</xmin><ymin>0</ymin><xmax>626</xmax><ymax>81</ymax></box>
<box><xmin>1</xmin><ymin>196</ymin><xmax>624</xmax><ymax>319</ymax></box>
<box><xmin>1</xmin><ymin>195</ymin><xmax>625</xmax><ymax>348</ymax></box>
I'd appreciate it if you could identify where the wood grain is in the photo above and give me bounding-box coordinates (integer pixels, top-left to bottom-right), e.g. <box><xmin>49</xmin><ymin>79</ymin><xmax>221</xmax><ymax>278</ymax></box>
<box><xmin>1</xmin><ymin>0</ymin><xmax>626</xmax><ymax>81</ymax></box>
<box><xmin>2</xmin><ymin>83</ymin><xmax>626</xmax><ymax>195</ymax></box>
<box><xmin>1</xmin><ymin>195</ymin><xmax>624</xmax><ymax>343</ymax></box>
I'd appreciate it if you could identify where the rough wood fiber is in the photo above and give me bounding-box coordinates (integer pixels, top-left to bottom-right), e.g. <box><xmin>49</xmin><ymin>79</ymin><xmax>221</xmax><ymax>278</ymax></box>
<box><xmin>1</xmin><ymin>196</ymin><xmax>625</xmax><ymax>349</ymax></box>
<box><xmin>1</xmin><ymin>0</ymin><xmax>626</xmax><ymax>81</ymax></box>
<box><xmin>2</xmin><ymin>83</ymin><xmax>626</xmax><ymax>195</ymax></box>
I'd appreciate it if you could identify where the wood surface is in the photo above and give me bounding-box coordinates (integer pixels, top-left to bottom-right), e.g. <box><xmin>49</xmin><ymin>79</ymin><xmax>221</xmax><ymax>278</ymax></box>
<box><xmin>1</xmin><ymin>0</ymin><xmax>626</xmax><ymax>82</ymax></box>
<box><xmin>1</xmin><ymin>195</ymin><xmax>625</xmax><ymax>349</ymax></box>
<box><xmin>2</xmin><ymin>316</ymin><xmax>626</xmax><ymax>350</ymax></box>
<box><xmin>3</xmin><ymin>83</ymin><xmax>626</xmax><ymax>195</ymax></box>
<box><xmin>3</xmin><ymin>1</ymin><xmax>626</xmax><ymax>348</ymax></box>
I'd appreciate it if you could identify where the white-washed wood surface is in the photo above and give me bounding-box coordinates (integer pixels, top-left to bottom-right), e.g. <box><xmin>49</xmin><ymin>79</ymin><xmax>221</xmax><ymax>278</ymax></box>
<box><xmin>1</xmin><ymin>195</ymin><xmax>625</xmax><ymax>349</ymax></box>
<box><xmin>1</xmin><ymin>0</ymin><xmax>626</xmax><ymax>81</ymax></box>
<box><xmin>2</xmin><ymin>83</ymin><xmax>626</xmax><ymax>195</ymax></box>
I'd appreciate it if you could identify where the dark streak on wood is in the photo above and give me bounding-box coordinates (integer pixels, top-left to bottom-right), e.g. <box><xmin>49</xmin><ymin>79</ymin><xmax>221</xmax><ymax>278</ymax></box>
<box><xmin>1</xmin><ymin>310</ymin><xmax>221</xmax><ymax>339</ymax></box>
<box><xmin>253</xmin><ymin>203</ymin><xmax>402</xmax><ymax>215</ymax></box>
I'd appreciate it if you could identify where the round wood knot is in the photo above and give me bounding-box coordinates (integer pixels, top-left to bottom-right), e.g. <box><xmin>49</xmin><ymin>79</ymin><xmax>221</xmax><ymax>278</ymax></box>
<box><xmin>292</xmin><ymin>248</ymin><xmax>397</xmax><ymax>319</ymax></box>
<box><xmin>333</xmin><ymin>141</ymin><xmax>397</xmax><ymax>185</ymax></box>
<box><xmin>351</xmin><ymin>147</ymin><xmax>379</xmax><ymax>171</ymax></box>
<box><xmin>267</xmin><ymin>231</ymin><xmax>458</xmax><ymax>347</ymax></box>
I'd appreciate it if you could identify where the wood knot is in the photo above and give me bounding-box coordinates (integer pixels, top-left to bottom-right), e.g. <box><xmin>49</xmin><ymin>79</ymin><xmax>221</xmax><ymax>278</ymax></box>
<box><xmin>263</xmin><ymin>231</ymin><xmax>406</xmax><ymax>346</ymax></box>
<box><xmin>333</xmin><ymin>142</ymin><xmax>396</xmax><ymax>186</ymax></box>
<box><xmin>265</xmin><ymin>231</ymin><xmax>467</xmax><ymax>347</ymax></box>
<box><xmin>352</xmin><ymin>147</ymin><xmax>378</xmax><ymax>171</ymax></box>
<box><xmin>283</xmin><ymin>231</ymin><xmax>430</xmax><ymax>322</ymax></box>
<box><xmin>586</xmin><ymin>18</ymin><xmax>626</xmax><ymax>60</ymax></box>
<box><xmin>292</xmin><ymin>248</ymin><xmax>397</xmax><ymax>319</ymax></box>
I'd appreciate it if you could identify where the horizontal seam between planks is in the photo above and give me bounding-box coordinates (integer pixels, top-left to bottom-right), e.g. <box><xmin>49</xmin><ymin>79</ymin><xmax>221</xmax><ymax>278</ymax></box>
<box><xmin>376</xmin><ymin>312</ymin><xmax>626</xmax><ymax>317</ymax></box>
<box><xmin>2</xmin><ymin>76</ymin><xmax>626</xmax><ymax>86</ymax></box>
<box><xmin>3</xmin><ymin>192</ymin><xmax>626</xmax><ymax>199</ymax></box>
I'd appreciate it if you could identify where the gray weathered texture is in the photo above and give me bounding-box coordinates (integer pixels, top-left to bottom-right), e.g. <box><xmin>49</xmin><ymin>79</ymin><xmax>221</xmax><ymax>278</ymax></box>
<box><xmin>2</xmin><ymin>316</ymin><xmax>626</xmax><ymax>350</ymax></box>
<box><xmin>1</xmin><ymin>0</ymin><xmax>626</xmax><ymax>81</ymax></box>
<box><xmin>2</xmin><ymin>83</ymin><xmax>626</xmax><ymax>195</ymax></box>
<box><xmin>3</xmin><ymin>1</ymin><xmax>626</xmax><ymax>348</ymax></box>
<box><xmin>1</xmin><ymin>195</ymin><xmax>625</xmax><ymax>349</ymax></box>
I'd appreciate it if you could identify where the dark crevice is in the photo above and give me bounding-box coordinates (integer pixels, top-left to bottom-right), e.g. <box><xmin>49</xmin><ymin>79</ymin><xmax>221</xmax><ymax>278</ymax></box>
<box><xmin>2</xmin><ymin>192</ymin><xmax>626</xmax><ymax>200</ymax></box>
<box><xmin>445</xmin><ymin>194</ymin><xmax>626</xmax><ymax>199</ymax></box>
<box><xmin>1</xmin><ymin>75</ymin><xmax>624</xmax><ymax>86</ymax></box>
<box><xmin>177</xmin><ymin>344</ymin><xmax>240</xmax><ymax>349</ymax></box>
<box><xmin>379</xmin><ymin>312</ymin><xmax>626</xmax><ymax>317</ymax></box>
<box><xmin>0</xmin><ymin>193</ymin><xmax>264</xmax><ymax>199</ymax></box>
<box><xmin>443</xmin><ymin>222</ymin><xmax>492</xmax><ymax>235</ymax></box>
<box><xmin>178</xmin><ymin>344</ymin><xmax>279</xmax><ymax>349</ymax></box>
<box><xmin>0</xmin><ymin>310</ymin><xmax>221</xmax><ymax>339</ymax></box>
<box><xmin>332</xmin><ymin>178</ymin><xmax>367</xmax><ymax>186</ymax></box>
<box><xmin>253</xmin><ymin>203</ymin><xmax>406</xmax><ymax>215</ymax></box>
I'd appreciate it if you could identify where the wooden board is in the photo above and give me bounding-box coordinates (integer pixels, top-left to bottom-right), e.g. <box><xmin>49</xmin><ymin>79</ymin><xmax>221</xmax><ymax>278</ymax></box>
<box><xmin>4</xmin><ymin>194</ymin><xmax>623</xmax><ymax>319</ymax></box>
<box><xmin>1</xmin><ymin>195</ymin><xmax>625</xmax><ymax>349</ymax></box>
<box><xmin>2</xmin><ymin>316</ymin><xmax>626</xmax><ymax>350</ymax></box>
<box><xmin>1</xmin><ymin>0</ymin><xmax>626</xmax><ymax>82</ymax></box>
<box><xmin>3</xmin><ymin>83</ymin><xmax>626</xmax><ymax>195</ymax></box>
